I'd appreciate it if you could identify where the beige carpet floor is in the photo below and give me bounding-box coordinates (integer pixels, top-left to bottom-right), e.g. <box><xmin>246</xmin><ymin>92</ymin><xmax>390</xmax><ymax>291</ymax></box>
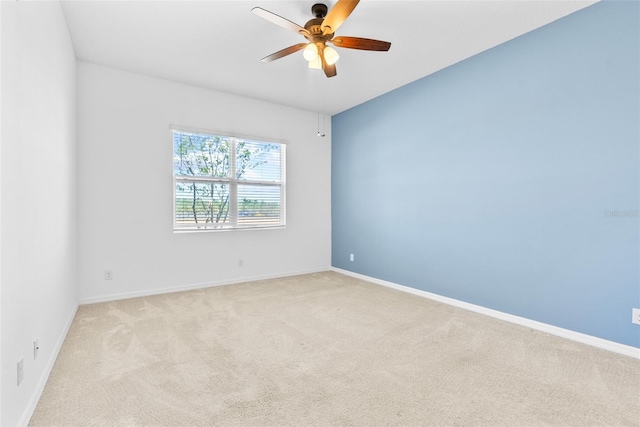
<box><xmin>30</xmin><ymin>271</ymin><xmax>640</xmax><ymax>426</ymax></box>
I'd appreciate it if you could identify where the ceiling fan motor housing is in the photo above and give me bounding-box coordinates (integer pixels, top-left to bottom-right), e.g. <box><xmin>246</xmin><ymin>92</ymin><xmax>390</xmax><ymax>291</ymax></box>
<box><xmin>304</xmin><ymin>18</ymin><xmax>331</xmax><ymax>44</ymax></box>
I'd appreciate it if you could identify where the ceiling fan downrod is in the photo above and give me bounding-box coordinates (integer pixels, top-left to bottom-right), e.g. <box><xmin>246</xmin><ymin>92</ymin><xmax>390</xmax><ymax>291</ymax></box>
<box><xmin>311</xmin><ymin>3</ymin><xmax>328</xmax><ymax>19</ymax></box>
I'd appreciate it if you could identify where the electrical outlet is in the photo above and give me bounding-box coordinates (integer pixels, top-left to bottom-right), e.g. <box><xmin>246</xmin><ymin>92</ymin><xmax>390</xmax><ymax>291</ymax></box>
<box><xmin>238</xmin><ymin>259</ymin><xmax>244</xmax><ymax>267</ymax></box>
<box><xmin>104</xmin><ymin>270</ymin><xmax>113</xmax><ymax>280</ymax></box>
<box><xmin>34</xmin><ymin>338</ymin><xmax>39</xmax><ymax>360</ymax></box>
<box><xmin>17</xmin><ymin>358</ymin><xmax>23</xmax><ymax>386</ymax></box>
<box><xmin>349</xmin><ymin>253</ymin><xmax>354</xmax><ymax>262</ymax></box>
<box><xmin>632</xmin><ymin>308</ymin><xmax>640</xmax><ymax>325</ymax></box>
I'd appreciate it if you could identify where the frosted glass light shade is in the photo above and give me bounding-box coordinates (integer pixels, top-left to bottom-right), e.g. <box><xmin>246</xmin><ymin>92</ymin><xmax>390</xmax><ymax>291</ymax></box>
<box><xmin>303</xmin><ymin>43</ymin><xmax>318</xmax><ymax>61</ymax></box>
<box><xmin>324</xmin><ymin>46</ymin><xmax>339</xmax><ymax>65</ymax></box>
<box><xmin>308</xmin><ymin>56</ymin><xmax>322</xmax><ymax>69</ymax></box>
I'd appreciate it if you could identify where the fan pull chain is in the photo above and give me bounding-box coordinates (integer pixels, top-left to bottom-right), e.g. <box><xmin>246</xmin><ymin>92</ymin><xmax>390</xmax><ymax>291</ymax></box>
<box><xmin>317</xmin><ymin>71</ymin><xmax>325</xmax><ymax>137</ymax></box>
<box><xmin>317</xmin><ymin>112</ymin><xmax>325</xmax><ymax>138</ymax></box>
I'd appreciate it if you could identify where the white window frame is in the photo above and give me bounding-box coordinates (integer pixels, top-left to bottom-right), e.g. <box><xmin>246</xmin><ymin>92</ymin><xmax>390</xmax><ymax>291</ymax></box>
<box><xmin>172</xmin><ymin>127</ymin><xmax>286</xmax><ymax>232</ymax></box>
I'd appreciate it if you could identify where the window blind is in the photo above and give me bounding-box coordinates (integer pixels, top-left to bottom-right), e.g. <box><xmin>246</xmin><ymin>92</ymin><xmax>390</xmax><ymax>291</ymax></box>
<box><xmin>172</xmin><ymin>129</ymin><xmax>285</xmax><ymax>230</ymax></box>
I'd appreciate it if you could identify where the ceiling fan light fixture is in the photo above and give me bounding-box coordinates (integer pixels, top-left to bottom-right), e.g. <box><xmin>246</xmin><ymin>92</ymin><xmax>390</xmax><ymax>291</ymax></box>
<box><xmin>308</xmin><ymin>56</ymin><xmax>322</xmax><ymax>69</ymax></box>
<box><xmin>303</xmin><ymin>43</ymin><xmax>319</xmax><ymax>61</ymax></box>
<box><xmin>323</xmin><ymin>46</ymin><xmax>340</xmax><ymax>65</ymax></box>
<box><xmin>252</xmin><ymin>1</ymin><xmax>392</xmax><ymax>78</ymax></box>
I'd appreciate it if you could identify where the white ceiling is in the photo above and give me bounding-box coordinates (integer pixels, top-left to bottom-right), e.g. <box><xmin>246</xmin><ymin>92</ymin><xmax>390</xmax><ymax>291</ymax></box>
<box><xmin>60</xmin><ymin>0</ymin><xmax>597</xmax><ymax>115</ymax></box>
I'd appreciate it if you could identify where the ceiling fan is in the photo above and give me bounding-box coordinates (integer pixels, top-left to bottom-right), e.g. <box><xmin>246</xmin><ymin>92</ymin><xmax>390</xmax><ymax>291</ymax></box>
<box><xmin>252</xmin><ymin>0</ymin><xmax>391</xmax><ymax>78</ymax></box>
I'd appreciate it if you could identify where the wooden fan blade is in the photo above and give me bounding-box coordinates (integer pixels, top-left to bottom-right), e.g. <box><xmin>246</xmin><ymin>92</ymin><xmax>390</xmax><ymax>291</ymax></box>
<box><xmin>261</xmin><ymin>43</ymin><xmax>308</xmax><ymax>63</ymax></box>
<box><xmin>321</xmin><ymin>0</ymin><xmax>360</xmax><ymax>36</ymax></box>
<box><xmin>331</xmin><ymin>36</ymin><xmax>391</xmax><ymax>51</ymax></box>
<box><xmin>323</xmin><ymin>63</ymin><xmax>337</xmax><ymax>78</ymax></box>
<box><xmin>251</xmin><ymin>7</ymin><xmax>310</xmax><ymax>36</ymax></box>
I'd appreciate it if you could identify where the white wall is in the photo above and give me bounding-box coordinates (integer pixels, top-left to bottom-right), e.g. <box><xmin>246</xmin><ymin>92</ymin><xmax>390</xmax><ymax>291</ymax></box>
<box><xmin>77</xmin><ymin>62</ymin><xmax>331</xmax><ymax>302</ymax></box>
<box><xmin>0</xmin><ymin>2</ymin><xmax>3</xmax><ymax>424</ymax></box>
<box><xmin>1</xmin><ymin>2</ymin><xmax>78</xmax><ymax>426</ymax></box>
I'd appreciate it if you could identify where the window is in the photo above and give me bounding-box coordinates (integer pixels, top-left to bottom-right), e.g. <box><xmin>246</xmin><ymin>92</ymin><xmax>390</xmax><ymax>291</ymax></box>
<box><xmin>172</xmin><ymin>128</ymin><xmax>285</xmax><ymax>231</ymax></box>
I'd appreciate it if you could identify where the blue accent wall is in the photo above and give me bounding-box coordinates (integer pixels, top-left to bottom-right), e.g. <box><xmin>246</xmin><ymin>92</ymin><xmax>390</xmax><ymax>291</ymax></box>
<box><xmin>331</xmin><ymin>1</ymin><xmax>640</xmax><ymax>348</ymax></box>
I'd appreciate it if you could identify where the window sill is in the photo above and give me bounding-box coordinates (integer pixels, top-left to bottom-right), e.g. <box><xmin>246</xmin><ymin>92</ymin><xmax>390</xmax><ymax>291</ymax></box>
<box><xmin>173</xmin><ymin>225</ymin><xmax>286</xmax><ymax>234</ymax></box>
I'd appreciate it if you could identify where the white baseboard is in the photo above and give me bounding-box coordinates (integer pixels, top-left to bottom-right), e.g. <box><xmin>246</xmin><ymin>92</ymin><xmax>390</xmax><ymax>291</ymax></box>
<box><xmin>331</xmin><ymin>267</ymin><xmax>640</xmax><ymax>360</ymax></box>
<box><xmin>18</xmin><ymin>301</ymin><xmax>79</xmax><ymax>427</ymax></box>
<box><xmin>79</xmin><ymin>267</ymin><xmax>330</xmax><ymax>305</ymax></box>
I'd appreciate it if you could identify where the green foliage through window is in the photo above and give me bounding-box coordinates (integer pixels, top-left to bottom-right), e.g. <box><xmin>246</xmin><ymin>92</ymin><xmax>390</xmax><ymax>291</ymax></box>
<box><xmin>173</xmin><ymin>129</ymin><xmax>285</xmax><ymax>230</ymax></box>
